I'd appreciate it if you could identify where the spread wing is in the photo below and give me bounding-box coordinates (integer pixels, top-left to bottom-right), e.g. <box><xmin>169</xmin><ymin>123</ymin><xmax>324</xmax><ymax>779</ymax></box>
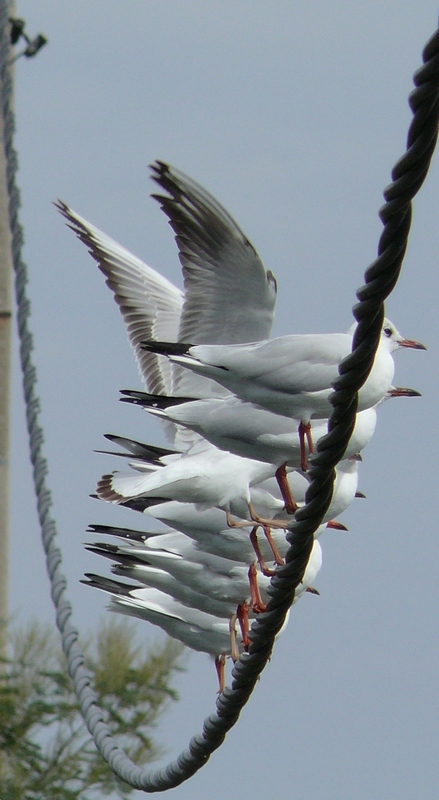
<box><xmin>56</xmin><ymin>200</ymin><xmax>183</xmax><ymax>396</ymax></box>
<box><xmin>150</xmin><ymin>161</ymin><xmax>278</xmax><ymax>396</ymax></box>
<box><xmin>151</xmin><ymin>160</ymin><xmax>277</xmax><ymax>344</ymax></box>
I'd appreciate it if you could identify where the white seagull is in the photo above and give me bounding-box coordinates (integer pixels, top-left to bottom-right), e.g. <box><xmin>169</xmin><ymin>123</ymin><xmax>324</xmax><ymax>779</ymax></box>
<box><xmin>87</xmin><ymin>523</ymin><xmax>324</xmax><ymax>602</ymax></box>
<box><xmin>119</xmin><ymin>385</ymin><xmax>419</xmax><ymax>510</ymax></box>
<box><xmin>120</xmin><ymin>385</ymin><xmax>421</xmax><ymax>467</ymax></box>
<box><xmin>56</xmin><ymin>161</ymin><xmax>278</xmax><ymax>449</ymax></box>
<box><xmin>141</xmin><ymin>320</ymin><xmax>425</xmax><ymax>468</ymax></box>
<box><xmin>85</xmin><ymin>538</ymin><xmax>242</xmax><ymax>620</ymax></box>
<box><xmin>86</xmin><ymin>534</ymin><xmax>272</xmax><ymax>622</ymax></box>
<box><xmin>84</xmin><ymin>534</ymin><xmax>321</xmax><ymax>658</ymax></box>
<box><xmin>82</xmin><ymin>575</ymin><xmax>248</xmax><ymax>691</ymax></box>
<box><xmin>95</xmin><ymin>442</ymin><xmax>297</xmax><ymax>563</ymax></box>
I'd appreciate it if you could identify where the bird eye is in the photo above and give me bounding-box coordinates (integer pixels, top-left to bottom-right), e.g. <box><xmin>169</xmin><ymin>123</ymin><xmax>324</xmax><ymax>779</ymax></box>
<box><xmin>383</xmin><ymin>327</ymin><xmax>392</xmax><ymax>337</ymax></box>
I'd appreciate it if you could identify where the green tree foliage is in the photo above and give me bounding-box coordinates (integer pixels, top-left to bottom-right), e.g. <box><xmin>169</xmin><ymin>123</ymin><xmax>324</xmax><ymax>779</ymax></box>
<box><xmin>0</xmin><ymin>618</ymin><xmax>185</xmax><ymax>799</ymax></box>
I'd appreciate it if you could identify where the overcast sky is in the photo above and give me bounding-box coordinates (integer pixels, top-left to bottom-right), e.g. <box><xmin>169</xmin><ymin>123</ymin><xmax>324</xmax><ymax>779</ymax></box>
<box><xmin>9</xmin><ymin>3</ymin><xmax>439</xmax><ymax>798</ymax></box>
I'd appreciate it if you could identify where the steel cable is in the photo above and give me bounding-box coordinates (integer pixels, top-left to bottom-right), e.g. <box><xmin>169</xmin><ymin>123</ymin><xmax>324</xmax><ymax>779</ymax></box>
<box><xmin>3</xmin><ymin>6</ymin><xmax>438</xmax><ymax>792</ymax></box>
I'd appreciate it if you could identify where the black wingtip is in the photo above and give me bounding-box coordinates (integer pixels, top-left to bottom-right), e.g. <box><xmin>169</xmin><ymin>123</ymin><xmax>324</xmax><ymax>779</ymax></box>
<box><xmin>140</xmin><ymin>340</ymin><xmax>192</xmax><ymax>356</ymax></box>
<box><xmin>149</xmin><ymin>160</ymin><xmax>181</xmax><ymax>198</ymax></box>
<box><xmin>87</xmin><ymin>523</ymin><xmax>148</xmax><ymax>540</ymax></box>
<box><xmin>149</xmin><ymin>159</ymin><xmax>169</xmax><ymax>179</ymax></box>
<box><xmin>54</xmin><ymin>198</ymin><xmax>68</xmax><ymax>214</ymax></box>
<box><xmin>103</xmin><ymin>433</ymin><xmax>178</xmax><ymax>459</ymax></box>
<box><xmin>81</xmin><ymin>573</ymin><xmax>137</xmax><ymax>595</ymax></box>
<box><xmin>84</xmin><ymin>543</ymin><xmax>150</xmax><ymax>567</ymax></box>
<box><xmin>120</xmin><ymin>495</ymin><xmax>170</xmax><ymax>512</ymax></box>
<box><xmin>119</xmin><ymin>389</ymin><xmax>197</xmax><ymax>409</ymax></box>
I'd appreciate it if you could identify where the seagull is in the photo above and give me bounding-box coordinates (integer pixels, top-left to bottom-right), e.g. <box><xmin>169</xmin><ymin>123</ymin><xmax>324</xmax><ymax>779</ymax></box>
<box><xmin>93</xmin><ymin>427</ymin><xmax>351</xmax><ymax>570</ymax></box>
<box><xmin>92</xmin><ymin>485</ymin><xmax>293</xmax><ymax>573</ymax></box>
<box><xmin>93</xmin><ymin>488</ymin><xmax>284</xmax><ymax>536</ymax></box>
<box><xmin>62</xmin><ymin>159</ymin><xmax>425</xmax><ymax>682</ymax></box>
<box><xmin>282</xmin><ymin>456</ymin><xmax>361</xmax><ymax>523</ymax></box>
<box><xmin>87</xmin><ymin>518</ymin><xmax>339</xmax><ymax>575</ymax></box>
<box><xmin>82</xmin><ymin>575</ymin><xmax>248</xmax><ymax>691</ymax></box>
<box><xmin>120</xmin><ymin>385</ymin><xmax>421</xmax><ymax>466</ymax></box>
<box><xmin>94</xmin><ymin>436</ymin><xmax>356</xmax><ymax>569</ymax></box>
<box><xmin>95</xmin><ymin>428</ymin><xmax>355</xmax><ymax>528</ymax></box>
<box><xmin>86</xmin><ymin>516</ymin><xmax>325</xmax><ymax>573</ymax></box>
<box><xmin>119</xmin><ymin>385</ymin><xmax>420</xmax><ymax>508</ymax></box>
<box><xmin>85</xmin><ymin>539</ymin><xmax>242</xmax><ymax>620</ymax></box>
<box><xmin>95</xmin><ymin>443</ymin><xmax>277</xmax><ymax>514</ymax></box>
<box><xmin>84</xmin><ymin>534</ymin><xmax>322</xmax><ymax>655</ymax></box>
<box><xmin>96</xmin><ymin>433</ymin><xmax>288</xmax><ymax>520</ymax></box>
<box><xmin>95</xmin><ymin>441</ymin><xmax>301</xmax><ymax>565</ymax></box>
<box><xmin>86</xmin><ymin>535</ymin><xmax>272</xmax><ymax>617</ymax></box>
<box><xmin>56</xmin><ymin>161</ymin><xmax>278</xmax><ymax>449</ymax></box>
<box><xmin>141</xmin><ymin>320</ymin><xmax>425</xmax><ymax>468</ymax></box>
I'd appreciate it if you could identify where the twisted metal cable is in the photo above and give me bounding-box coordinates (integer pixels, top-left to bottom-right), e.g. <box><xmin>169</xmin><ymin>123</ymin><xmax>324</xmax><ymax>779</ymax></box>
<box><xmin>4</xmin><ymin>4</ymin><xmax>439</xmax><ymax>790</ymax></box>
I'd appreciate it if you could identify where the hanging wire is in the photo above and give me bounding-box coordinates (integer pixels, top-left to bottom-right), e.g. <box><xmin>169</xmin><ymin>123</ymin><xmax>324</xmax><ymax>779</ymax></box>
<box><xmin>3</xmin><ymin>3</ymin><xmax>439</xmax><ymax>791</ymax></box>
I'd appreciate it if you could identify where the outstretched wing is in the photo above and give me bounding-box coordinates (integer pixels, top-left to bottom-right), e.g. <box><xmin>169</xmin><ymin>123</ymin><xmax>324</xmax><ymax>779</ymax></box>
<box><xmin>56</xmin><ymin>200</ymin><xmax>183</xmax><ymax>396</ymax></box>
<box><xmin>151</xmin><ymin>160</ymin><xmax>277</xmax><ymax>345</ymax></box>
<box><xmin>150</xmin><ymin>160</ymin><xmax>277</xmax><ymax>396</ymax></box>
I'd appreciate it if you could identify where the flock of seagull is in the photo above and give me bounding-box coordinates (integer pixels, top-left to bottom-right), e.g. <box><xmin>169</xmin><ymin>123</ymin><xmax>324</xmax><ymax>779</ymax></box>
<box><xmin>57</xmin><ymin>161</ymin><xmax>425</xmax><ymax>692</ymax></box>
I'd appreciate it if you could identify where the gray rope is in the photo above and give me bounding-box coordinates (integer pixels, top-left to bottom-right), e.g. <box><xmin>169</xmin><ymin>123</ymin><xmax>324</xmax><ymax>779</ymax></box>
<box><xmin>4</xmin><ymin>4</ymin><xmax>439</xmax><ymax>791</ymax></box>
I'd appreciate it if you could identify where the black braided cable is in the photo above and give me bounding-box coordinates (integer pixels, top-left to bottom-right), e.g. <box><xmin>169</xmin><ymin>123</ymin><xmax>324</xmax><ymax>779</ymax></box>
<box><xmin>4</xmin><ymin>5</ymin><xmax>439</xmax><ymax>791</ymax></box>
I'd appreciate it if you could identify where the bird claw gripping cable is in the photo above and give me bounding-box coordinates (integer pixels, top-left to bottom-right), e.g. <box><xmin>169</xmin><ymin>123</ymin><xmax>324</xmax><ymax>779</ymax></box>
<box><xmin>2</xmin><ymin>3</ymin><xmax>438</xmax><ymax>790</ymax></box>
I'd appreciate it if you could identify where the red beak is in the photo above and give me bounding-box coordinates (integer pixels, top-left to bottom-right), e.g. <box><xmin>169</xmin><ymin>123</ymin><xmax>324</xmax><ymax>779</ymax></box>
<box><xmin>388</xmin><ymin>386</ymin><xmax>422</xmax><ymax>397</ymax></box>
<box><xmin>326</xmin><ymin>520</ymin><xmax>348</xmax><ymax>531</ymax></box>
<box><xmin>305</xmin><ymin>586</ymin><xmax>320</xmax><ymax>596</ymax></box>
<box><xmin>398</xmin><ymin>338</ymin><xmax>427</xmax><ymax>350</ymax></box>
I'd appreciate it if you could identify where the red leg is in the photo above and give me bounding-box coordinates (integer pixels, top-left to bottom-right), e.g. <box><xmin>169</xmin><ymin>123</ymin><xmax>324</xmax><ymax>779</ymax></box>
<box><xmin>298</xmin><ymin>420</ymin><xmax>314</xmax><ymax>471</ymax></box>
<box><xmin>305</xmin><ymin>421</ymin><xmax>314</xmax><ymax>454</ymax></box>
<box><xmin>226</xmin><ymin>510</ymin><xmax>253</xmax><ymax>529</ymax></box>
<box><xmin>262</xmin><ymin>525</ymin><xmax>284</xmax><ymax>566</ymax></box>
<box><xmin>249</xmin><ymin>526</ymin><xmax>275</xmax><ymax>576</ymax></box>
<box><xmin>229</xmin><ymin>612</ymin><xmax>240</xmax><ymax>662</ymax></box>
<box><xmin>215</xmin><ymin>654</ymin><xmax>226</xmax><ymax>693</ymax></box>
<box><xmin>231</xmin><ymin>502</ymin><xmax>289</xmax><ymax>532</ymax></box>
<box><xmin>275</xmin><ymin>461</ymin><xmax>298</xmax><ymax>514</ymax></box>
<box><xmin>247</xmin><ymin>503</ymin><xmax>285</xmax><ymax>565</ymax></box>
<box><xmin>248</xmin><ymin>562</ymin><xmax>267</xmax><ymax>613</ymax></box>
<box><xmin>237</xmin><ymin>601</ymin><xmax>251</xmax><ymax>650</ymax></box>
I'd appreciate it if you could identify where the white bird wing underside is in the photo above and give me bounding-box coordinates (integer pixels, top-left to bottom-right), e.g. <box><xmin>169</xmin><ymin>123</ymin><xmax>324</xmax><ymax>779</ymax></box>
<box><xmin>55</xmin><ymin>200</ymin><xmax>182</xmax><ymax>397</ymax></box>
<box><xmin>150</xmin><ymin>160</ymin><xmax>278</xmax><ymax>397</ymax></box>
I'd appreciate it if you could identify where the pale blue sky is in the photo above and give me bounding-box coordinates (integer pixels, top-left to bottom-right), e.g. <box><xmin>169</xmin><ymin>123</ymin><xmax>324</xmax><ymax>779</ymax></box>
<box><xmin>9</xmin><ymin>3</ymin><xmax>439</xmax><ymax>798</ymax></box>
